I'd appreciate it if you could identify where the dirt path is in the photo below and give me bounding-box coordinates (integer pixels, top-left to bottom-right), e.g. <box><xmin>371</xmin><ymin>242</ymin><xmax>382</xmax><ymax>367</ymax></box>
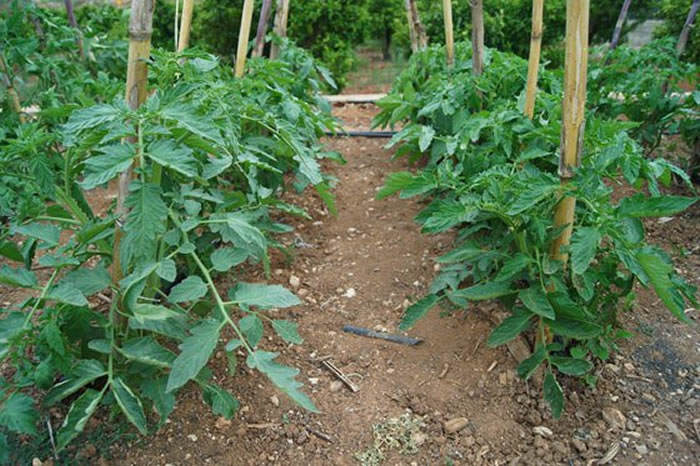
<box><xmin>109</xmin><ymin>102</ymin><xmax>700</xmax><ymax>466</ymax></box>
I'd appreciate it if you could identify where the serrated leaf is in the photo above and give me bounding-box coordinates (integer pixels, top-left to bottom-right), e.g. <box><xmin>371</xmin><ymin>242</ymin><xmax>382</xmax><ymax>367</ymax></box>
<box><xmin>543</xmin><ymin>368</ymin><xmax>564</xmax><ymax>418</ymax></box>
<box><xmin>168</xmin><ymin>276</ymin><xmax>207</xmax><ymax>303</ymax></box>
<box><xmin>0</xmin><ymin>392</ymin><xmax>38</xmax><ymax>435</ymax></box>
<box><xmin>0</xmin><ymin>265</ymin><xmax>38</xmax><ymax>288</ymax></box>
<box><xmin>449</xmin><ymin>281</ymin><xmax>515</xmax><ymax>301</ymax></box>
<box><xmin>62</xmin><ymin>266</ymin><xmax>111</xmax><ymax>296</ymax></box>
<box><xmin>488</xmin><ymin>309</ymin><xmax>534</xmax><ymax>347</ymax></box>
<box><xmin>246</xmin><ymin>351</ymin><xmax>318</xmax><ymax>412</ymax></box>
<box><xmin>224</xmin><ymin>213</ymin><xmax>267</xmax><ymax>251</ymax></box>
<box><xmin>376</xmin><ymin>171</ymin><xmax>414</xmax><ymax>200</ymax></box>
<box><xmin>63</xmin><ymin>103</ymin><xmax>121</xmax><ymax>134</ymax></box>
<box><xmin>202</xmin><ymin>384</ymin><xmax>239</xmax><ymax>419</ymax></box>
<box><xmin>87</xmin><ymin>339</ymin><xmax>111</xmax><ymax>354</ymax></box>
<box><xmin>418</xmin><ymin>125</ymin><xmax>435</xmax><ymax>152</ymax></box>
<box><xmin>41</xmin><ymin>321</ymin><xmax>65</xmax><ymax>355</ymax></box>
<box><xmin>570</xmin><ymin>227</ymin><xmax>601</xmax><ymax>275</ymax></box>
<box><xmin>239</xmin><ymin>314</ymin><xmax>264</xmax><ymax>347</ymax></box>
<box><xmin>271</xmin><ymin>320</ymin><xmax>303</xmax><ymax>344</ymax></box>
<box><xmin>44</xmin><ymin>359</ymin><xmax>107</xmax><ymax>406</ymax></box>
<box><xmin>507</xmin><ymin>183</ymin><xmax>557</xmax><ymax>215</ymax></box>
<box><xmin>399</xmin><ymin>294</ymin><xmax>440</xmax><ymax>331</ymax></box>
<box><xmin>166</xmin><ymin>319</ymin><xmax>220</xmax><ymax>393</ymax></box>
<box><xmin>131</xmin><ymin>303</ymin><xmax>183</xmax><ymax>323</ymax></box>
<box><xmin>617</xmin><ymin>194</ymin><xmax>697</xmax><ymax>218</ymax></box>
<box><xmin>119</xmin><ymin>337</ymin><xmax>175</xmax><ymax>367</ymax></box>
<box><xmin>550</xmin><ymin>356</ymin><xmax>592</xmax><ymax>376</ymax></box>
<box><xmin>519</xmin><ymin>287</ymin><xmax>555</xmax><ymax>319</ymax></box>
<box><xmin>546</xmin><ymin>316</ymin><xmax>602</xmax><ymax>339</ymax></box>
<box><xmin>122</xmin><ymin>181</ymin><xmax>168</xmax><ymax>265</ymax></box>
<box><xmin>294</xmin><ymin>152</ymin><xmax>323</xmax><ymax>185</ymax></box>
<box><xmin>146</xmin><ymin>139</ymin><xmax>197</xmax><ymax>177</ymax></box>
<box><xmin>112</xmin><ymin>377</ymin><xmax>147</xmax><ymax>435</ymax></box>
<box><xmin>38</xmin><ymin>254</ymin><xmax>80</xmax><ymax>268</ymax></box>
<box><xmin>80</xmin><ymin>144</ymin><xmax>135</xmax><ymax>190</ymax></box>
<box><xmin>637</xmin><ymin>252</ymin><xmax>688</xmax><ymax>322</ymax></box>
<box><xmin>436</xmin><ymin>245</ymin><xmax>484</xmax><ymax>264</ymax></box>
<box><xmin>55</xmin><ymin>389</ymin><xmax>102</xmax><ymax>451</ymax></box>
<box><xmin>496</xmin><ymin>253</ymin><xmax>532</xmax><ymax>280</ymax></box>
<box><xmin>12</xmin><ymin>223</ymin><xmax>60</xmax><ymax>246</ymax></box>
<box><xmin>517</xmin><ymin>343</ymin><xmax>546</xmax><ymax>379</ymax></box>
<box><xmin>210</xmin><ymin>247</ymin><xmax>249</xmax><ymax>272</ymax></box>
<box><xmin>46</xmin><ymin>282</ymin><xmax>88</xmax><ymax>307</ymax></box>
<box><xmin>156</xmin><ymin>259</ymin><xmax>177</xmax><ymax>282</ymax></box>
<box><xmin>229</xmin><ymin>283</ymin><xmax>301</xmax><ymax>309</ymax></box>
<box><xmin>0</xmin><ymin>240</ymin><xmax>23</xmax><ymax>262</ymax></box>
<box><xmin>203</xmin><ymin>155</ymin><xmax>232</xmax><ymax>179</ymax></box>
<box><xmin>141</xmin><ymin>377</ymin><xmax>175</xmax><ymax>426</ymax></box>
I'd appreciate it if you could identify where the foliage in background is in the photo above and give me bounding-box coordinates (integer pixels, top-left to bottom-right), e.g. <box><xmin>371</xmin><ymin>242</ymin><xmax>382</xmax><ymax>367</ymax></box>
<box><xmin>655</xmin><ymin>0</ymin><xmax>700</xmax><ymax>64</ymax></box>
<box><xmin>374</xmin><ymin>42</ymin><xmax>697</xmax><ymax>418</ymax></box>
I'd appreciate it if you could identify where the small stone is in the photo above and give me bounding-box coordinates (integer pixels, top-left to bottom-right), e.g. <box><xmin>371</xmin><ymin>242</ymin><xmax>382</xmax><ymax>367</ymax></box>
<box><xmin>187</xmin><ymin>434</ymin><xmax>198</xmax><ymax>442</ymax></box>
<box><xmin>296</xmin><ymin>431</ymin><xmax>309</xmax><ymax>445</ymax></box>
<box><xmin>464</xmin><ymin>435</ymin><xmax>475</xmax><ymax>447</ymax></box>
<box><xmin>444</xmin><ymin>417</ymin><xmax>469</xmax><ymax>433</ymax></box>
<box><xmin>635</xmin><ymin>444</ymin><xmax>648</xmax><ymax>455</ymax></box>
<box><xmin>623</xmin><ymin>362</ymin><xmax>635</xmax><ymax>372</ymax></box>
<box><xmin>411</xmin><ymin>432</ymin><xmax>427</xmax><ymax>446</ymax></box>
<box><xmin>215</xmin><ymin>417</ymin><xmax>232</xmax><ymax>429</ymax></box>
<box><xmin>571</xmin><ymin>438</ymin><xmax>587</xmax><ymax>453</ymax></box>
<box><xmin>343</xmin><ymin>288</ymin><xmax>357</xmax><ymax>298</ymax></box>
<box><xmin>32</xmin><ymin>459</ymin><xmax>42</xmax><ymax>466</ymax></box>
<box><xmin>297</xmin><ymin>288</ymin><xmax>308</xmax><ymax>297</ymax></box>
<box><xmin>330</xmin><ymin>380</ymin><xmax>343</xmax><ymax>392</ymax></box>
<box><xmin>271</xmin><ymin>395</ymin><xmax>280</xmax><ymax>407</ymax></box>
<box><xmin>533</xmin><ymin>426</ymin><xmax>553</xmax><ymax>438</ymax></box>
<box><xmin>641</xmin><ymin>392</ymin><xmax>656</xmax><ymax>403</ymax></box>
<box><xmin>433</xmin><ymin>263</ymin><xmax>441</xmax><ymax>272</ymax></box>
<box><xmin>289</xmin><ymin>275</ymin><xmax>301</xmax><ymax>289</ymax></box>
<box><xmin>309</xmin><ymin>377</ymin><xmax>319</xmax><ymax>385</ymax></box>
<box><xmin>602</xmin><ymin>407</ymin><xmax>626</xmax><ymax>429</ymax></box>
<box><xmin>499</xmin><ymin>372</ymin><xmax>508</xmax><ymax>385</ymax></box>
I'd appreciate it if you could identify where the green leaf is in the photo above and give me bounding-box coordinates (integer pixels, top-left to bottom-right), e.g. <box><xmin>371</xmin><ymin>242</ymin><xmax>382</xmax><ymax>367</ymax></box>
<box><xmin>38</xmin><ymin>254</ymin><xmax>80</xmax><ymax>268</ymax></box>
<box><xmin>210</xmin><ymin>247</ymin><xmax>249</xmax><ymax>272</ymax></box>
<box><xmin>41</xmin><ymin>321</ymin><xmax>65</xmax><ymax>355</ymax></box>
<box><xmin>146</xmin><ymin>139</ymin><xmax>197</xmax><ymax>177</ymax></box>
<box><xmin>543</xmin><ymin>369</ymin><xmax>564</xmax><ymax>418</ymax></box>
<box><xmin>517</xmin><ymin>343</ymin><xmax>546</xmax><ymax>380</ymax></box>
<box><xmin>449</xmin><ymin>281</ymin><xmax>515</xmax><ymax>301</ymax></box>
<box><xmin>637</xmin><ymin>252</ymin><xmax>688</xmax><ymax>322</ymax></box>
<box><xmin>202</xmin><ymin>155</ymin><xmax>232</xmax><ymax>179</ymax></box>
<box><xmin>436</xmin><ymin>245</ymin><xmax>484</xmax><ymax>264</ymax></box>
<box><xmin>617</xmin><ymin>194</ymin><xmax>697</xmax><ymax>218</ymax></box>
<box><xmin>496</xmin><ymin>253</ymin><xmax>532</xmax><ymax>281</ymax></box>
<box><xmin>239</xmin><ymin>315</ymin><xmax>264</xmax><ymax>347</ymax></box>
<box><xmin>141</xmin><ymin>377</ymin><xmax>175</xmax><ymax>426</ymax></box>
<box><xmin>488</xmin><ymin>309</ymin><xmax>534</xmax><ymax>347</ymax></box>
<box><xmin>156</xmin><ymin>259</ymin><xmax>177</xmax><ymax>282</ymax></box>
<box><xmin>112</xmin><ymin>377</ymin><xmax>147</xmax><ymax>435</ymax></box>
<box><xmin>131</xmin><ymin>303</ymin><xmax>183</xmax><ymax>323</ymax></box>
<box><xmin>0</xmin><ymin>392</ymin><xmax>38</xmax><ymax>435</ymax></box>
<box><xmin>80</xmin><ymin>144</ymin><xmax>135</xmax><ymax>190</ymax></box>
<box><xmin>0</xmin><ymin>241</ymin><xmax>23</xmax><ymax>262</ymax></box>
<box><xmin>12</xmin><ymin>223</ymin><xmax>60</xmax><ymax>247</ymax></box>
<box><xmin>570</xmin><ymin>227</ymin><xmax>601</xmax><ymax>275</ymax></box>
<box><xmin>166</xmin><ymin>319</ymin><xmax>220</xmax><ymax>393</ymax></box>
<box><xmin>507</xmin><ymin>182</ymin><xmax>557</xmax><ymax>215</ymax></box>
<box><xmin>546</xmin><ymin>316</ymin><xmax>602</xmax><ymax>339</ymax></box>
<box><xmin>224</xmin><ymin>213</ymin><xmax>267</xmax><ymax>251</ymax></box>
<box><xmin>550</xmin><ymin>356</ymin><xmax>593</xmax><ymax>376</ymax></box>
<box><xmin>519</xmin><ymin>287</ymin><xmax>555</xmax><ymax>319</ymax></box>
<box><xmin>63</xmin><ymin>103</ymin><xmax>121</xmax><ymax>134</ymax></box>
<box><xmin>418</xmin><ymin>125</ymin><xmax>435</xmax><ymax>152</ymax></box>
<box><xmin>46</xmin><ymin>282</ymin><xmax>89</xmax><ymax>307</ymax></box>
<box><xmin>0</xmin><ymin>265</ymin><xmax>38</xmax><ymax>288</ymax></box>
<box><xmin>119</xmin><ymin>337</ymin><xmax>175</xmax><ymax>368</ymax></box>
<box><xmin>315</xmin><ymin>182</ymin><xmax>337</xmax><ymax>216</ymax></box>
<box><xmin>399</xmin><ymin>294</ymin><xmax>440</xmax><ymax>331</ymax></box>
<box><xmin>62</xmin><ymin>266</ymin><xmax>111</xmax><ymax>296</ymax></box>
<box><xmin>376</xmin><ymin>171</ymin><xmax>414</xmax><ymax>200</ymax></box>
<box><xmin>294</xmin><ymin>152</ymin><xmax>323</xmax><ymax>185</ymax></box>
<box><xmin>246</xmin><ymin>351</ymin><xmax>318</xmax><ymax>412</ymax></box>
<box><xmin>87</xmin><ymin>339</ymin><xmax>111</xmax><ymax>354</ymax></box>
<box><xmin>56</xmin><ymin>389</ymin><xmax>103</xmax><ymax>451</ymax></box>
<box><xmin>202</xmin><ymin>384</ymin><xmax>239</xmax><ymax>419</ymax></box>
<box><xmin>271</xmin><ymin>320</ymin><xmax>304</xmax><ymax>344</ymax></box>
<box><xmin>122</xmin><ymin>181</ymin><xmax>168</xmax><ymax>264</ymax></box>
<box><xmin>0</xmin><ymin>312</ymin><xmax>25</xmax><ymax>359</ymax></box>
<box><xmin>168</xmin><ymin>276</ymin><xmax>207</xmax><ymax>303</ymax></box>
<box><xmin>44</xmin><ymin>359</ymin><xmax>107</xmax><ymax>406</ymax></box>
<box><xmin>229</xmin><ymin>283</ymin><xmax>301</xmax><ymax>309</ymax></box>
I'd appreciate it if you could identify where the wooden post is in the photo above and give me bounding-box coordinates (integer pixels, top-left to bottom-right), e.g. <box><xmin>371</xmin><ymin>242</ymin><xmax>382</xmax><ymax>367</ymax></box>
<box><xmin>235</xmin><ymin>0</ymin><xmax>255</xmax><ymax>77</ymax></box>
<box><xmin>270</xmin><ymin>0</ymin><xmax>290</xmax><ymax>60</ymax></box>
<box><xmin>405</xmin><ymin>0</ymin><xmax>418</xmax><ymax>53</ymax></box>
<box><xmin>442</xmin><ymin>0</ymin><xmax>454</xmax><ymax>66</ymax></box>
<box><xmin>471</xmin><ymin>0</ymin><xmax>485</xmax><ymax>76</ymax></box>
<box><xmin>113</xmin><ymin>0</ymin><xmax>155</xmax><ymax>285</ymax></box>
<box><xmin>524</xmin><ymin>0</ymin><xmax>544</xmax><ymax>118</ymax></box>
<box><xmin>409</xmin><ymin>0</ymin><xmax>428</xmax><ymax>50</ymax></box>
<box><xmin>677</xmin><ymin>0</ymin><xmax>699</xmax><ymax>56</ymax></box>
<box><xmin>0</xmin><ymin>53</ymin><xmax>26</xmax><ymax>123</ymax></box>
<box><xmin>551</xmin><ymin>0</ymin><xmax>589</xmax><ymax>265</ymax></box>
<box><xmin>177</xmin><ymin>0</ymin><xmax>195</xmax><ymax>52</ymax></box>
<box><xmin>63</xmin><ymin>0</ymin><xmax>85</xmax><ymax>59</ymax></box>
<box><xmin>253</xmin><ymin>0</ymin><xmax>273</xmax><ymax>57</ymax></box>
<box><xmin>609</xmin><ymin>0</ymin><xmax>632</xmax><ymax>51</ymax></box>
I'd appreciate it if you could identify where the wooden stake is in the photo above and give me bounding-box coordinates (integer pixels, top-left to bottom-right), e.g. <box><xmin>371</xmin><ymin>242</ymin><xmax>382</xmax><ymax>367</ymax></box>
<box><xmin>63</xmin><ymin>0</ymin><xmax>85</xmax><ymax>59</ymax></box>
<box><xmin>405</xmin><ymin>0</ymin><xmax>419</xmax><ymax>53</ymax></box>
<box><xmin>270</xmin><ymin>0</ymin><xmax>290</xmax><ymax>60</ymax></box>
<box><xmin>113</xmin><ymin>0</ymin><xmax>155</xmax><ymax>285</ymax></box>
<box><xmin>609</xmin><ymin>0</ymin><xmax>632</xmax><ymax>51</ymax></box>
<box><xmin>677</xmin><ymin>0</ymin><xmax>699</xmax><ymax>56</ymax></box>
<box><xmin>234</xmin><ymin>0</ymin><xmax>255</xmax><ymax>78</ymax></box>
<box><xmin>253</xmin><ymin>0</ymin><xmax>273</xmax><ymax>57</ymax></box>
<box><xmin>0</xmin><ymin>53</ymin><xmax>26</xmax><ymax>123</ymax></box>
<box><xmin>177</xmin><ymin>0</ymin><xmax>195</xmax><ymax>52</ymax></box>
<box><xmin>471</xmin><ymin>0</ymin><xmax>485</xmax><ymax>76</ymax></box>
<box><xmin>524</xmin><ymin>0</ymin><xmax>544</xmax><ymax>119</ymax></box>
<box><xmin>442</xmin><ymin>0</ymin><xmax>454</xmax><ymax>66</ymax></box>
<box><xmin>409</xmin><ymin>0</ymin><xmax>428</xmax><ymax>50</ymax></box>
<box><xmin>551</xmin><ymin>0</ymin><xmax>589</xmax><ymax>265</ymax></box>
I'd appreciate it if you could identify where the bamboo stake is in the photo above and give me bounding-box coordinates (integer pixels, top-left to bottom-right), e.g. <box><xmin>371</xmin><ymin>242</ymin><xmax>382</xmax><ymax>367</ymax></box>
<box><xmin>471</xmin><ymin>0</ymin><xmax>485</xmax><ymax>76</ymax></box>
<box><xmin>63</xmin><ymin>0</ymin><xmax>85</xmax><ymax>59</ymax></box>
<box><xmin>677</xmin><ymin>0</ymin><xmax>700</xmax><ymax>56</ymax></box>
<box><xmin>253</xmin><ymin>0</ymin><xmax>273</xmax><ymax>57</ymax></box>
<box><xmin>408</xmin><ymin>0</ymin><xmax>428</xmax><ymax>50</ymax></box>
<box><xmin>551</xmin><ymin>0</ymin><xmax>589</xmax><ymax>265</ymax></box>
<box><xmin>234</xmin><ymin>0</ymin><xmax>255</xmax><ymax>78</ymax></box>
<box><xmin>270</xmin><ymin>0</ymin><xmax>290</xmax><ymax>60</ymax></box>
<box><xmin>113</xmin><ymin>0</ymin><xmax>155</xmax><ymax>285</ymax></box>
<box><xmin>442</xmin><ymin>0</ymin><xmax>454</xmax><ymax>66</ymax></box>
<box><xmin>0</xmin><ymin>53</ymin><xmax>26</xmax><ymax>123</ymax></box>
<box><xmin>609</xmin><ymin>0</ymin><xmax>632</xmax><ymax>51</ymax></box>
<box><xmin>524</xmin><ymin>0</ymin><xmax>544</xmax><ymax>119</ymax></box>
<box><xmin>405</xmin><ymin>0</ymin><xmax>419</xmax><ymax>53</ymax></box>
<box><xmin>177</xmin><ymin>0</ymin><xmax>195</xmax><ymax>52</ymax></box>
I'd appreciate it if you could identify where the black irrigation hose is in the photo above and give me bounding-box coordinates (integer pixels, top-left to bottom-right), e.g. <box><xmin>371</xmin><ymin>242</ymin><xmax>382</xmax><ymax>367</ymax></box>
<box><xmin>324</xmin><ymin>130</ymin><xmax>397</xmax><ymax>138</ymax></box>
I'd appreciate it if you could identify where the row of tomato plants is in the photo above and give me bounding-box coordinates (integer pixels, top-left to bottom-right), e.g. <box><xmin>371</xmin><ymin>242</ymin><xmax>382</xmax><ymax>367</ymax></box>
<box><xmin>374</xmin><ymin>41</ymin><xmax>698</xmax><ymax>417</ymax></box>
<box><xmin>0</xmin><ymin>5</ymin><xmax>340</xmax><ymax>460</ymax></box>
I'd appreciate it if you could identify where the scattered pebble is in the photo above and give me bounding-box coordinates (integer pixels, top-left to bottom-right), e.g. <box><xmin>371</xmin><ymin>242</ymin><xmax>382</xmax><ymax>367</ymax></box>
<box><xmin>343</xmin><ymin>288</ymin><xmax>357</xmax><ymax>298</ymax></box>
<box><xmin>289</xmin><ymin>275</ymin><xmax>301</xmax><ymax>289</ymax></box>
<box><xmin>271</xmin><ymin>395</ymin><xmax>280</xmax><ymax>407</ymax></box>
<box><xmin>187</xmin><ymin>434</ymin><xmax>198</xmax><ymax>442</ymax></box>
<box><xmin>444</xmin><ymin>417</ymin><xmax>469</xmax><ymax>433</ymax></box>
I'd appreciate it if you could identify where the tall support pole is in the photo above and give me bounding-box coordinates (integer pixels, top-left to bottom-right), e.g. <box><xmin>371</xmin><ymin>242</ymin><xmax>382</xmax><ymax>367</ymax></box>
<box><xmin>471</xmin><ymin>0</ymin><xmax>485</xmax><ymax>76</ymax></box>
<box><xmin>677</xmin><ymin>0</ymin><xmax>699</xmax><ymax>56</ymax></box>
<box><xmin>253</xmin><ymin>0</ymin><xmax>273</xmax><ymax>57</ymax></box>
<box><xmin>0</xmin><ymin>53</ymin><xmax>26</xmax><ymax>123</ymax></box>
<box><xmin>63</xmin><ymin>0</ymin><xmax>85</xmax><ymax>59</ymax></box>
<box><xmin>177</xmin><ymin>0</ymin><xmax>195</xmax><ymax>52</ymax></box>
<box><xmin>408</xmin><ymin>0</ymin><xmax>428</xmax><ymax>50</ymax></box>
<box><xmin>551</xmin><ymin>0</ymin><xmax>589</xmax><ymax>266</ymax></box>
<box><xmin>235</xmin><ymin>0</ymin><xmax>255</xmax><ymax>77</ymax></box>
<box><xmin>405</xmin><ymin>0</ymin><xmax>419</xmax><ymax>53</ymax></box>
<box><xmin>609</xmin><ymin>0</ymin><xmax>632</xmax><ymax>51</ymax></box>
<box><xmin>443</xmin><ymin>0</ymin><xmax>454</xmax><ymax>66</ymax></box>
<box><xmin>270</xmin><ymin>0</ymin><xmax>290</xmax><ymax>60</ymax></box>
<box><xmin>113</xmin><ymin>0</ymin><xmax>155</xmax><ymax>285</ymax></box>
<box><xmin>524</xmin><ymin>0</ymin><xmax>544</xmax><ymax>118</ymax></box>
